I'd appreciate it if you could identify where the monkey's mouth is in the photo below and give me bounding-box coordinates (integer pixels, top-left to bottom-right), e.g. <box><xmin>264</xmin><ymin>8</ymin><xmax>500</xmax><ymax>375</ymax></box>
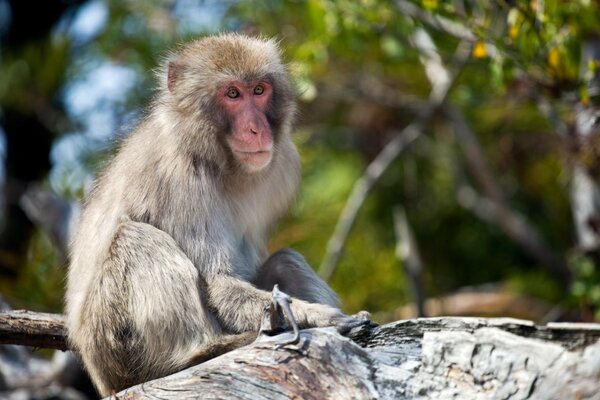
<box><xmin>234</xmin><ymin>150</ymin><xmax>272</xmax><ymax>170</ymax></box>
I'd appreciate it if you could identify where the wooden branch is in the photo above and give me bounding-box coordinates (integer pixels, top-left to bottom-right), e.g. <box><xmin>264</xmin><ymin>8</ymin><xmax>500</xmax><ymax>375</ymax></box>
<box><xmin>0</xmin><ymin>310</ymin><xmax>68</xmax><ymax>350</ymax></box>
<box><xmin>393</xmin><ymin>206</ymin><xmax>427</xmax><ymax>317</ymax></box>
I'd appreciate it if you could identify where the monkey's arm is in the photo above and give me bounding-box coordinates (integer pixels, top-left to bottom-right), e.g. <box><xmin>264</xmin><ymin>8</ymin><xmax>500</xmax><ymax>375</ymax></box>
<box><xmin>206</xmin><ymin>273</ymin><xmax>365</xmax><ymax>334</ymax></box>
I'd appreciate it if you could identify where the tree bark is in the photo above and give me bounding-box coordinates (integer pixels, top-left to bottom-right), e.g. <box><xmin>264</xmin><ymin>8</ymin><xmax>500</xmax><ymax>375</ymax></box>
<box><xmin>0</xmin><ymin>310</ymin><xmax>67</xmax><ymax>350</ymax></box>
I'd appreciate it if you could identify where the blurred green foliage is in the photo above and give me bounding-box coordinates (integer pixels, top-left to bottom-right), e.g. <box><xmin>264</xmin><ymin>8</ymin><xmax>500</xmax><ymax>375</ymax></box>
<box><xmin>0</xmin><ymin>231</ymin><xmax>63</xmax><ymax>312</ymax></box>
<box><xmin>2</xmin><ymin>0</ymin><xmax>600</xmax><ymax>321</ymax></box>
<box><xmin>571</xmin><ymin>254</ymin><xmax>600</xmax><ymax>321</ymax></box>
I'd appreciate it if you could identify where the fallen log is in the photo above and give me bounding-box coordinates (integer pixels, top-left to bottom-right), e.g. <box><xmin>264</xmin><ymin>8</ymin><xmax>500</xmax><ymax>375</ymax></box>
<box><xmin>1</xmin><ymin>312</ymin><xmax>599</xmax><ymax>399</ymax></box>
<box><xmin>116</xmin><ymin>318</ymin><xmax>600</xmax><ymax>399</ymax></box>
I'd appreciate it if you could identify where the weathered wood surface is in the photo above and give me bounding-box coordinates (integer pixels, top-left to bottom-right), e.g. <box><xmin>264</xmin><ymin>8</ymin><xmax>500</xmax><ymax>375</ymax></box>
<box><xmin>0</xmin><ymin>310</ymin><xmax>67</xmax><ymax>350</ymax></box>
<box><xmin>114</xmin><ymin>317</ymin><xmax>600</xmax><ymax>400</ymax></box>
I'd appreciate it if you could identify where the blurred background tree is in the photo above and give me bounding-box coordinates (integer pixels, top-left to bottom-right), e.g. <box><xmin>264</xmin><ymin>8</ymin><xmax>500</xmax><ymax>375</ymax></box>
<box><xmin>1</xmin><ymin>0</ymin><xmax>599</xmax><ymax>323</ymax></box>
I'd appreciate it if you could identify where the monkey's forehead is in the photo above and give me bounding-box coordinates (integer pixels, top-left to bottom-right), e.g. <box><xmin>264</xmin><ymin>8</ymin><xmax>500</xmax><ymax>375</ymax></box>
<box><xmin>176</xmin><ymin>34</ymin><xmax>287</xmax><ymax>80</ymax></box>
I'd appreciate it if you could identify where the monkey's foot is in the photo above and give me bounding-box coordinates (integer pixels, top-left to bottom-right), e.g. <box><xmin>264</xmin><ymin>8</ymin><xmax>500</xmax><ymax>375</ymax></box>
<box><xmin>258</xmin><ymin>284</ymin><xmax>300</xmax><ymax>348</ymax></box>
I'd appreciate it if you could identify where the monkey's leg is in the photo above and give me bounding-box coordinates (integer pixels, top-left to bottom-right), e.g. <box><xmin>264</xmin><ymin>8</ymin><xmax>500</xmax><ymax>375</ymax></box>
<box><xmin>75</xmin><ymin>221</ymin><xmax>232</xmax><ymax>395</ymax></box>
<box><xmin>253</xmin><ymin>248</ymin><xmax>339</xmax><ymax>307</ymax></box>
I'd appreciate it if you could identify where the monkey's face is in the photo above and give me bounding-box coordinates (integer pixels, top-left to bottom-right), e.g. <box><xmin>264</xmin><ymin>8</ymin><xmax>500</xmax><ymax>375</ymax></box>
<box><xmin>218</xmin><ymin>79</ymin><xmax>274</xmax><ymax>172</ymax></box>
<box><xmin>164</xmin><ymin>34</ymin><xmax>296</xmax><ymax>175</ymax></box>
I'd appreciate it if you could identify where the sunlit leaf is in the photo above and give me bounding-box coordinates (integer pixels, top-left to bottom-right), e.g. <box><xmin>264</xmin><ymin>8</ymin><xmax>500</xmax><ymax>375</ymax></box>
<box><xmin>421</xmin><ymin>0</ymin><xmax>438</xmax><ymax>11</ymax></box>
<box><xmin>548</xmin><ymin>46</ymin><xmax>562</xmax><ymax>69</ymax></box>
<box><xmin>472</xmin><ymin>41</ymin><xmax>487</xmax><ymax>59</ymax></box>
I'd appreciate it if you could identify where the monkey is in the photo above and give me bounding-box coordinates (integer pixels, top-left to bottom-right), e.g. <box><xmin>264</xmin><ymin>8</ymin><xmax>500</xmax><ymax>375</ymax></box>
<box><xmin>65</xmin><ymin>33</ymin><xmax>369</xmax><ymax>396</ymax></box>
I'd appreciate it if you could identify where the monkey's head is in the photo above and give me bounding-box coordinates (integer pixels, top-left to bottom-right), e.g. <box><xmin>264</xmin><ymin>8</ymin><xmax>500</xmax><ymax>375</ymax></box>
<box><xmin>162</xmin><ymin>33</ymin><xmax>296</xmax><ymax>174</ymax></box>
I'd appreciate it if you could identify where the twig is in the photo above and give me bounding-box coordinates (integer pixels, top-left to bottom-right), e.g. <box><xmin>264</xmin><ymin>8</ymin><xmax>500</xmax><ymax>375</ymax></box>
<box><xmin>0</xmin><ymin>310</ymin><xmax>68</xmax><ymax>350</ymax></box>
<box><xmin>395</xmin><ymin>0</ymin><xmax>555</xmax><ymax>87</ymax></box>
<box><xmin>319</xmin><ymin>75</ymin><xmax>426</xmax><ymax>111</ymax></box>
<box><xmin>318</xmin><ymin>120</ymin><xmax>425</xmax><ymax>281</ymax></box>
<box><xmin>395</xmin><ymin>0</ymin><xmax>477</xmax><ymax>43</ymax></box>
<box><xmin>393</xmin><ymin>207</ymin><xmax>427</xmax><ymax>317</ymax></box>
<box><xmin>318</xmin><ymin>39</ymin><xmax>472</xmax><ymax>281</ymax></box>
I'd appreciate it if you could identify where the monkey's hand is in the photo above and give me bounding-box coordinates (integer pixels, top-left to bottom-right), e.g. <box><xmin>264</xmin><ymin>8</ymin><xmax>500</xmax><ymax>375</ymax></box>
<box><xmin>288</xmin><ymin>298</ymin><xmax>375</xmax><ymax>336</ymax></box>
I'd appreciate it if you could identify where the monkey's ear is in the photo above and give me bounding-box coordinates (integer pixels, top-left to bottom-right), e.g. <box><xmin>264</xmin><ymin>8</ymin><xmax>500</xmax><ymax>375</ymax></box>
<box><xmin>167</xmin><ymin>61</ymin><xmax>185</xmax><ymax>93</ymax></box>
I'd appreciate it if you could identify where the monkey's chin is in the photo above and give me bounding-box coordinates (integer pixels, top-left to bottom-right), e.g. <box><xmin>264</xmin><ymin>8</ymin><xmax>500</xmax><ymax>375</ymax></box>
<box><xmin>235</xmin><ymin>150</ymin><xmax>272</xmax><ymax>172</ymax></box>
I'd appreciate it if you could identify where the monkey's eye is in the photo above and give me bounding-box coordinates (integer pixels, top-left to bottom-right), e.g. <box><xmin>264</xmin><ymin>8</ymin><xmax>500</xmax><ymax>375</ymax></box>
<box><xmin>253</xmin><ymin>85</ymin><xmax>264</xmax><ymax>95</ymax></box>
<box><xmin>226</xmin><ymin>87</ymin><xmax>240</xmax><ymax>99</ymax></box>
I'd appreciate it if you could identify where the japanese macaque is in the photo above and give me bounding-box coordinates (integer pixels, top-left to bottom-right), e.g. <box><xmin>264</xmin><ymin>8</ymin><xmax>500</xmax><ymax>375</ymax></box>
<box><xmin>65</xmin><ymin>33</ymin><xmax>369</xmax><ymax>396</ymax></box>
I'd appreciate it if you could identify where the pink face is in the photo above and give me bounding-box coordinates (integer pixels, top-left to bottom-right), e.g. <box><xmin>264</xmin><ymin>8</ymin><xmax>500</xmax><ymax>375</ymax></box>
<box><xmin>218</xmin><ymin>80</ymin><xmax>274</xmax><ymax>172</ymax></box>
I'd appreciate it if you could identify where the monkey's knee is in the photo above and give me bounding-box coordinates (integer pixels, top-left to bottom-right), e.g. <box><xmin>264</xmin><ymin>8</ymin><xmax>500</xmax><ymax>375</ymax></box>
<box><xmin>262</xmin><ymin>248</ymin><xmax>310</xmax><ymax>271</ymax></box>
<box><xmin>255</xmin><ymin>248</ymin><xmax>307</xmax><ymax>288</ymax></box>
<box><xmin>255</xmin><ymin>248</ymin><xmax>339</xmax><ymax>307</ymax></box>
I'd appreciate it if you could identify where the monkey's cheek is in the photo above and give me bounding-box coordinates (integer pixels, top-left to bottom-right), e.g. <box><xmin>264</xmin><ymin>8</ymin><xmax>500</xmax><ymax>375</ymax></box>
<box><xmin>236</xmin><ymin>150</ymin><xmax>273</xmax><ymax>172</ymax></box>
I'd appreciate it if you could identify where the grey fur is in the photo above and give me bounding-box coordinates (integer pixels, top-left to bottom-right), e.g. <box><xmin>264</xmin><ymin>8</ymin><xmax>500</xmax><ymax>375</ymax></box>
<box><xmin>66</xmin><ymin>33</ymin><xmax>358</xmax><ymax>396</ymax></box>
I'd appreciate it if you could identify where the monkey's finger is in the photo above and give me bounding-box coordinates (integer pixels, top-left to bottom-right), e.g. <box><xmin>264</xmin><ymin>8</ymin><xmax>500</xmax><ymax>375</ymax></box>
<box><xmin>335</xmin><ymin>316</ymin><xmax>376</xmax><ymax>335</ymax></box>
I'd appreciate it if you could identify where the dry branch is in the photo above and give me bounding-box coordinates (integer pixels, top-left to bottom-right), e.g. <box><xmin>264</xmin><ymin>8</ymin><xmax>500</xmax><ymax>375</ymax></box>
<box><xmin>394</xmin><ymin>0</ymin><xmax>477</xmax><ymax>43</ymax></box>
<box><xmin>393</xmin><ymin>206</ymin><xmax>427</xmax><ymax>317</ymax></box>
<box><xmin>317</xmin><ymin>119</ymin><xmax>427</xmax><ymax>281</ymax></box>
<box><xmin>0</xmin><ymin>310</ymin><xmax>68</xmax><ymax>350</ymax></box>
<box><xmin>318</xmin><ymin>35</ymin><xmax>471</xmax><ymax>282</ymax></box>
